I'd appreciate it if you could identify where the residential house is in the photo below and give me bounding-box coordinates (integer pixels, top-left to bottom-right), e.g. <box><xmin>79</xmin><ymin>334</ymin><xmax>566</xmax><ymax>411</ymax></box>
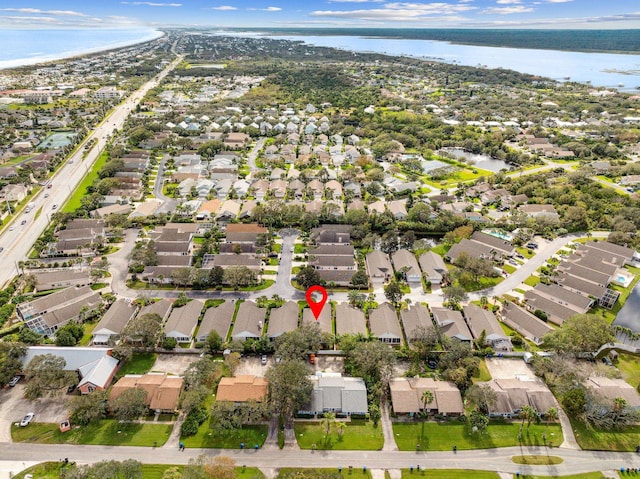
<box><xmin>201</xmin><ymin>253</ymin><xmax>261</xmax><ymax>273</ymax></box>
<box><xmin>311</xmin><ymin>225</ymin><xmax>351</xmax><ymax>245</ymax></box>
<box><xmin>334</xmin><ymin>302</ymin><xmax>367</xmax><ymax>336</ymax></box>
<box><xmin>267</xmin><ymin>301</ymin><xmax>299</xmax><ymax>340</ymax></box>
<box><xmin>366</xmin><ymin>250</ymin><xmax>394</xmax><ymax>285</ymax></box>
<box><xmin>325</xmin><ymin>180</ymin><xmax>343</xmax><ymax>200</ymax></box>
<box><xmin>226</xmin><ymin>223</ymin><xmax>268</xmax><ymax>244</ymax></box>
<box><xmin>431</xmin><ymin>307</ymin><xmax>472</xmax><ymax>342</ymax></box>
<box><xmin>462</xmin><ymin>304</ymin><xmax>512</xmax><ymax>352</ymax></box>
<box><xmin>302</xmin><ymin>305</ymin><xmax>333</xmax><ymax>335</ymax></box>
<box><xmin>369</xmin><ymin>303</ymin><xmax>402</xmax><ymax>345</ymax></box>
<box><xmin>499</xmin><ymin>302</ymin><xmax>553</xmax><ymax>345</ymax></box>
<box><xmin>21</xmin><ymin>346</ymin><xmax>118</xmax><ymax>394</ymax></box>
<box><xmin>217</xmin><ymin>199</ymin><xmax>241</xmax><ymax>222</ymax></box>
<box><xmin>400</xmin><ymin>304</ymin><xmax>432</xmax><ymax>341</ymax></box>
<box><xmin>18</xmin><ymin>285</ymin><xmax>103</xmax><ymax>336</ymax></box>
<box><xmin>224</xmin><ymin>132</ymin><xmax>250</xmax><ymax>149</ymax></box>
<box><xmin>164</xmin><ymin>299</ymin><xmax>203</xmax><ymax>343</ymax></box>
<box><xmin>584</xmin><ymin>376</ymin><xmax>640</xmax><ymax>410</ymax></box>
<box><xmin>418</xmin><ymin>252</ymin><xmax>448</xmax><ymax>285</ymax></box>
<box><xmin>470</xmin><ymin>231</ymin><xmax>515</xmax><ymax>257</ymax></box>
<box><xmin>216</xmin><ymin>375</ymin><xmax>269</xmax><ymax>403</ymax></box>
<box><xmin>391</xmin><ymin>249</ymin><xmax>422</xmax><ymax>283</ymax></box>
<box><xmin>109</xmin><ymin>373</ymin><xmax>184</xmax><ymax>412</ymax></box>
<box><xmin>1</xmin><ymin>184</ymin><xmax>27</xmax><ymax>202</ymax></box>
<box><xmin>231</xmin><ymin>301</ymin><xmax>265</xmax><ymax>341</ymax></box>
<box><xmin>445</xmin><ymin>238</ymin><xmax>494</xmax><ymax>263</ymax></box>
<box><xmin>302</xmin><ymin>372</ymin><xmax>368</xmax><ymax>416</ymax></box>
<box><xmin>32</xmin><ymin>269</ymin><xmax>91</xmax><ymax>292</ymax></box>
<box><xmin>483</xmin><ymin>378</ymin><xmax>556</xmax><ymax>418</ymax></box>
<box><xmin>197</xmin><ymin>301</ymin><xmax>234</xmax><ymax>343</ymax></box>
<box><xmin>389</xmin><ymin>377</ymin><xmax>464</xmax><ymax>416</ymax></box>
<box><xmin>388</xmin><ymin>200</ymin><xmax>408</xmax><ymax>220</ymax></box>
<box><xmin>138</xmin><ymin>298</ymin><xmax>173</xmax><ymax>322</ymax></box>
<box><xmin>518</xmin><ymin>204</ymin><xmax>560</xmax><ymax>222</ymax></box>
<box><xmin>92</xmin><ymin>298</ymin><xmax>137</xmax><ymax>345</ymax></box>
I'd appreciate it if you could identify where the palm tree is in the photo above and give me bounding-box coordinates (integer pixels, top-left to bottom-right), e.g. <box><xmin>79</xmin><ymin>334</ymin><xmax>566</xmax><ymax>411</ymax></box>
<box><xmin>348</xmin><ymin>290</ymin><xmax>361</xmax><ymax>307</ymax></box>
<box><xmin>519</xmin><ymin>405</ymin><xmax>538</xmax><ymax>436</ymax></box>
<box><xmin>421</xmin><ymin>390</ymin><xmax>434</xmax><ymax>415</ymax></box>
<box><xmin>321</xmin><ymin>412</ymin><xmax>336</xmax><ymax>440</ymax></box>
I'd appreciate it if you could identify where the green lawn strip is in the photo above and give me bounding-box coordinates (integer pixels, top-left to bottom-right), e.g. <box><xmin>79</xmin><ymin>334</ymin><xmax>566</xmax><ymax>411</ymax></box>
<box><xmin>431</xmin><ymin>244</ymin><xmax>451</xmax><ymax>256</ymax></box>
<box><xmin>182</xmin><ymin>423</ymin><xmax>267</xmax><ymax>448</ymax></box>
<box><xmin>392</xmin><ymin>421</ymin><xmax>562</xmax><ymax>451</ymax></box>
<box><xmin>570</xmin><ymin>417</ymin><xmax>640</xmax><ymax>451</ymax></box>
<box><xmin>461</xmin><ymin>276</ymin><xmax>504</xmax><ymax>292</ymax></box>
<box><xmin>471</xmin><ymin>359</ymin><xmax>492</xmax><ymax>383</ymax></box>
<box><xmin>12</xmin><ymin>462</ymin><xmax>68</xmax><ymax>479</ymax></box>
<box><xmin>116</xmin><ymin>352</ymin><xmax>157</xmax><ymax>377</ymax></box>
<box><xmin>502</xmin><ymin>264</ymin><xmax>517</xmax><ymax>274</ymax></box>
<box><xmin>511</xmin><ymin>455</ymin><xmax>563</xmax><ymax>465</ymax></box>
<box><xmin>278</xmin><ymin>468</ymin><xmax>371</xmax><ymax>478</ymax></box>
<box><xmin>616</xmin><ymin>354</ymin><xmax>640</xmax><ymax>389</ymax></box>
<box><xmin>62</xmin><ymin>150</ymin><xmax>110</xmax><ymax>212</ymax></box>
<box><xmin>516</xmin><ymin>473</ymin><xmax>605</xmax><ymax>479</ymax></box>
<box><xmin>139</xmin><ymin>464</ymin><xmax>264</xmax><ymax>479</ymax></box>
<box><xmin>294</xmin><ymin>420</ymin><xmax>383</xmax><ymax>450</ymax></box>
<box><xmin>524</xmin><ymin>275</ymin><xmax>540</xmax><ymax>287</ymax></box>
<box><xmin>11</xmin><ymin>421</ymin><xmax>172</xmax><ymax>446</ymax></box>
<box><xmin>400</xmin><ymin>470</ymin><xmax>499</xmax><ymax>478</ymax></box>
<box><xmin>78</xmin><ymin>321</ymin><xmax>97</xmax><ymax>346</ymax></box>
<box><xmin>294</xmin><ymin>244</ymin><xmax>306</xmax><ymax>254</ymax></box>
<box><xmin>516</xmin><ymin>247</ymin><xmax>536</xmax><ymax>259</ymax></box>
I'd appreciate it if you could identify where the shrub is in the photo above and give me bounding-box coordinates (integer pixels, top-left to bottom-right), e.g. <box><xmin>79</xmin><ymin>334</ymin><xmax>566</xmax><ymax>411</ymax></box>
<box><xmin>180</xmin><ymin>406</ymin><xmax>208</xmax><ymax>437</ymax></box>
<box><xmin>162</xmin><ymin>337</ymin><xmax>177</xmax><ymax>350</ymax></box>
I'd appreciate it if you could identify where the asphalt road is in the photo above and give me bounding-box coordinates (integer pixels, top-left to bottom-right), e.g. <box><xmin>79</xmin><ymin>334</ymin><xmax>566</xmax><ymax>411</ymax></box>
<box><xmin>0</xmin><ymin>50</ymin><xmax>183</xmax><ymax>289</ymax></box>
<box><xmin>0</xmin><ymin>442</ymin><xmax>638</xmax><ymax>477</ymax></box>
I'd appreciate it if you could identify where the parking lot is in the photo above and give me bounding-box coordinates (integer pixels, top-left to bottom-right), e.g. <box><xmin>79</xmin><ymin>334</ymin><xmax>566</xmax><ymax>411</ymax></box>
<box><xmin>0</xmin><ymin>383</ymin><xmax>71</xmax><ymax>442</ymax></box>
<box><xmin>485</xmin><ymin>357</ymin><xmax>535</xmax><ymax>380</ymax></box>
<box><xmin>151</xmin><ymin>353</ymin><xmax>200</xmax><ymax>375</ymax></box>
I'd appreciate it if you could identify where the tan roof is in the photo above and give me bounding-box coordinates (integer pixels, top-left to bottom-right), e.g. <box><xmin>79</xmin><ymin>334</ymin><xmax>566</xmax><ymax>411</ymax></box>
<box><xmin>335</xmin><ymin>302</ymin><xmax>367</xmax><ymax>336</ymax></box>
<box><xmin>225</xmin><ymin>223</ymin><xmax>268</xmax><ymax>233</ymax></box>
<box><xmin>585</xmin><ymin>376</ymin><xmax>640</xmax><ymax>408</ymax></box>
<box><xmin>400</xmin><ymin>304</ymin><xmax>431</xmax><ymax>340</ymax></box>
<box><xmin>216</xmin><ymin>375</ymin><xmax>268</xmax><ymax>402</ymax></box>
<box><xmin>198</xmin><ymin>199</ymin><xmax>221</xmax><ymax>214</ymax></box>
<box><xmin>109</xmin><ymin>373</ymin><xmax>184</xmax><ymax>411</ymax></box>
<box><xmin>198</xmin><ymin>301</ymin><xmax>234</xmax><ymax>341</ymax></box>
<box><xmin>389</xmin><ymin>377</ymin><xmax>464</xmax><ymax>415</ymax></box>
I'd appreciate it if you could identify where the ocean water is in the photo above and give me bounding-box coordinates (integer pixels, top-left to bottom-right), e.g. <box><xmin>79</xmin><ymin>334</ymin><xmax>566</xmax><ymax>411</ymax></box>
<box><xmin>0</xmin><ymin>28</ymin><xmax>163</xmax><ymax>71</ymax></box>
<box><xmin>222</xmin><ymin>30</ymin><xmax>640</xmax><ymax>91</ymax></box>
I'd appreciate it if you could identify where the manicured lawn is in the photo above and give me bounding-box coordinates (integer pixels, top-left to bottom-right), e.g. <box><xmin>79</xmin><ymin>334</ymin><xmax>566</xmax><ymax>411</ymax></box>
<box><xmin>523</xmin><ymin>275</ymin><xmax>540</xmax><ymax>287</ymax></box>
<box><xmin>511</xmin><ymin>455</ymin><xmax>563</xmax><ymax>465</ymax></box>
<box><xmin>517</xmin><ymin>474</ymin><xmax>604</xmax><ymax>479</ymax></box>
<box><xmin>116</xmin><ymin>352</ymin><xmax>157</xmax><ymax>377</ymax></box>
<box><xmin>140</xmin><ymin>465</ymin><xmax>264</xmax><ymax>479</ymax></box>
<box><xmin>182</xmin><ymin>423</ymin><xmax>267</xmax><ymax>449</ymax></box>
<box><xmin>401</xmin><ymin>470</ymin><xmax>499</xmax><ymax>479</ymax></box>
<box><xmin>570</xmin><ymin>417</ymin><xmax>640</xmax><ymax>451</ymax></box>
<box><xmin>11</xmin><ymin>420</ymin><xmax>172</xmax><ymax>446</ymax></box>
<box><xmin>502</xmin><ymin>264</ymin><xmax>516</xmax><ymax>274</ymax></box>
<box><xmin>78</xmin><ymin>321</ymin><xmax>97</xmax><ymax>346</ymax></box>
<box><xmin>472</xmin><ymin>359</ymin><xmax>492</xmax><ymax>383</ymax></box>
<box><xmin>294</xmin><ymin>244</ymin><xmax>306</xmax><ymax>254</ymax></box>
<box><xmin>294</xmin><ymin>420</ymin><xmax>384</xmax><ymax>450</ymax></box>
<box><xmin>516</xmin><ymin>247</ymin><xmax>535</xmax><ymax>259</ymax></box>
<box><xmin>616</xmin><ymin>354</ymin><xmax>640</xmax><ymax>389</ymax></box>
<box><xmin>431</xmin><ymin>244</ymin><xmax>450</xmax><ymax>256</ymax></box>
<box><xmin>62</xmin><ymin>150</ymin><xmax>109</xmax><ymax>212</ymax></box>
<box><xmin>13</xmin><ymin>462</ymin><xmax>68</xmax><ymax>479</ymax></box>
<box><xmin>278</xmin><ymin>468</ymin><xmax>371</xmax><ymax>478</ymax></box>
<box><xmin>392</xmin><ymin>421</ymin><xmax>562</xmax><ymax>451</ymax></box>
<box><xmin>461</xmin><ymin>276</ymin><xmax>504</xmax><ymax>292</ymax></box>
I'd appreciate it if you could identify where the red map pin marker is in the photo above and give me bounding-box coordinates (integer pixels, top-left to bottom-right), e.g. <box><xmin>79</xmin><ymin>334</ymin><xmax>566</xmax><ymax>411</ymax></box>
<box><xmin>306</xmin><ymin>285</ymin><xmax>328</xmax><ymax>321</ymax></box>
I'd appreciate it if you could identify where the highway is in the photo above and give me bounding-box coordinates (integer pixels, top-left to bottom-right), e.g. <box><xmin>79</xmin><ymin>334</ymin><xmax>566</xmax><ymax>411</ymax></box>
<box><xmin>0</xmin><ymin>50</ymin><xmax>182</xmax><ymax>289</ymax></box>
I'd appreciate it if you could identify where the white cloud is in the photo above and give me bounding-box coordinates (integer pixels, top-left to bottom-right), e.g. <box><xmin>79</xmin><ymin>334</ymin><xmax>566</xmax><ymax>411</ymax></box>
<box><xmin>0</xmin><ymin>8</ymin><xmax>87</xmax><ymax>17</ymax></box>
<box><xmin>120</xmin><ymin>2</ymin><xmax>182</xmax><ymax>6</ymax></box>
<box><xmin>328</xmin><ymin>0</ymin><xmax>384</xmax><ymax>3</ymax></box>
<box><xmin>546</xmin><ymin>0</ymin><xmax>574</xmax><ymax>2</ymax></box>
<box><xmin>211</xmin><ymin>5</ymin><xmax>237</xmax><ymax>10</ymax></box>
<box><xmin>311</xmin><ymin>2</ymin><xmax>476</xmax><ymax>21</ymax></box>
<box><xmin>247</xmin><ymin>6</ymin><xmax>282</xmax><ymax>11</ymax></box>
<box><xmin>496</xmin><ymin>0</ymin><xmax>521</xmax><ymax>4</ymax></box>
<box><xmin>481</xmin><ymin>5</ymin><xmax>534</xmax><ymax>14</ymax></box>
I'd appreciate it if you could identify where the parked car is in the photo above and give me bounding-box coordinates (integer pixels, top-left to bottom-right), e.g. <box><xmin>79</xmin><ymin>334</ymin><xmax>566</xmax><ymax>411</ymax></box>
<box><xmin>47</xmin><ymin>183</ymin><xmax>52</xmax><ymax>189</ymax></box>
<box><xmin>8</xmin><ymin>376</ymin><xmax>21</xmax><ymax>387</ymax></box>
<box><xmin>21</xmin><ymin>220</ymin><xmax>27</xmax><ymax>226</ymax></box>
<box><xmin>20</xmin><ymin>413</ymin><xmax>34</xmax><ymax>427</ymax></box>
<box><xmin>44</xmin><ymin>193</ymin><xmax>49</xmax><ymax>198</ymax></box>
<box><xmin>0</xmin><ymin>247</ymin><xmax>4</xmax><ymax>254</ymax></box>
<box><xmin>526</xmin><ymin>242</ymin><xmax>538</xmax><ymax>249</ymax></box>
<box><xmin>67</xmin><ymin>384</ymin><xmax>77</xmax><ymax>394</ymax></box>
<box><xmin>261</xmin><ymin>355</ymin><xmax>268</xmax><ymax>365</ymax></box>
<box><xmin>52</xmin><ymin>204</ymin><xmax>58</xmax><ymax>210</ymax></box>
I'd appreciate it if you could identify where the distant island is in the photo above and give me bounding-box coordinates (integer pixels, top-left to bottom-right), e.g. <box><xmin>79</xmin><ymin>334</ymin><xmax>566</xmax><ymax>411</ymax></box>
<box><xmin>230</xmin><ymin>28</ymin><xmax>640</xmax><ymax>55</ymax></box>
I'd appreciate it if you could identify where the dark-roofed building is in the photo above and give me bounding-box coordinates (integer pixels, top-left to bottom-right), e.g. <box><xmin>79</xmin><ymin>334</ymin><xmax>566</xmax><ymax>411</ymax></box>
<box><xmin>369</xmin><ymin>303</ymin><xmax>402</xmax><ymax>344</ymax></box>
<box><xmin>18</xmin><ymin>285</ymin><xmax>103</xmax><ymax>336</ymax></box>
<box><xmin>418</xmin><ymin>251</ymin><xmax>448</xmax><ymax>285</ymax></box>
<box><xmin>392</xmin><ymin>249</ymin><xmax>422</xmax><ymax>283</ymax></box>
<box><xmin>197</xmin><ymin>301</ymin><xmax>234</xmax><ymax>343</ymax></box>
<box><xmin>432</xmin><ymin>307</ymin><xmax>472</xmax><ymax>342</ymax></box>
<box><xmin>389</xmin><ymin>377</ymin><xmax>464</xmax><ymax>416</ymax></box>
<box><xmin>445</xmin><ymin>238</ymin><xmax>494</xmax><ymax>263</ymax></box>
<box><xmin>583</xmin><ymin>240</ymin><xmax>639</xmax><ymax>265</ymax></box>
<box><xmin>201</xmin><ymin>253</ymin><xmax>261</xmax><ymax>272</ymax></box>
<box><xmin>530</xmin><ymin>283</ymin><xmax>594</xmax><ymax>313</ymax></box>
<box><xmin>499</xmin><ymin>302</ymin><xmax>553</xmax><ymax>345</ymax></box>
<box><xmin>557</xmin><ymin>261</ymin><xmax>611</xmax><ymax>287</ymax></box>
<box><xmin>138</xmin><ymin>298</ymin><xmax>172</xmax><ymax>322</ymax></box>
<box><xmin>524</xmin><ymin>291</ymin><xmax>579</xmax><ymax>326</ymax></box>
<box><xmin>225</xmin><ymin>223</ymin><xmax>268</xmax><ymax>243</ymax></box>
<box><xmin>232</xmin><ymin>301</ymin><xmax>265</xmax><ymax>341</ymax></box>
<box><xmin>366</xmin><ymin>250</ymin><xmax>393</xmax><ymax>284</ymax></box>
<box><xmin>164</xmin><ymin>299</ymin><xmax>203</xmax><ymax>343</ymax></box>
<box><xmin>400</xmin><ymin>304</ymin><xmax>432</xmax><ymax>341</ymax></box>
<box><xmin>267</xmin><ymin>301</ymin><xmax>299</xmax><ymax>339</ymax></box>
<box><xmin>335</xmin><ymin>302</ymin><xmax>367</xmax><ymax>336</ymax></box>
<box><xmin>316</xmin><ymin>269</ymin><xmax>357</xmax><ymax>287</ymax></box>
<box><xmin>471</xmin><ymin>231</ymin><xmax>515</xmax><ymax>256</ymax></box>
<box><xmin>311</xmin><ymin>224</ymin><xmax>351</xmax><ymax>245</ymax></box>
<box><xmin>462</xmin><ymin>304</ymin><xmax>512</xmax><ymax>352</ymax></box>
<box><xmin>92</xmin><ymin>298</ymin><xmax>137</xmax><ymax>345</ymax></box>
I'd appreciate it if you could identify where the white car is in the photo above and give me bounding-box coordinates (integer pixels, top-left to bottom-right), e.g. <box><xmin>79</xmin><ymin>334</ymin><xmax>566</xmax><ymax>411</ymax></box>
<box><xmin>20</xmin><ymin>413</ymin><xmax>34</xmax><ymax>427</ymax></box>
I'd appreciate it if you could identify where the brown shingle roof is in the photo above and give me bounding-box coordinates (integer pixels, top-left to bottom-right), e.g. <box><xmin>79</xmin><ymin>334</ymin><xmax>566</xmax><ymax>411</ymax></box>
<box><xmin>216</xmin><ymin>375</ymin><xmax>268</xmax><ymax>402</ymax></box>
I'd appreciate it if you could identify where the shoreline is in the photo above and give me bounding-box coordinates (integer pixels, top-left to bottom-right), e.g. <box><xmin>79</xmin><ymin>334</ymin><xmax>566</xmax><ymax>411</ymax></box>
<box><xmin>0</xmin><ymin>29</ymin><xmax>165</xmax><ymax>72</ymax></box>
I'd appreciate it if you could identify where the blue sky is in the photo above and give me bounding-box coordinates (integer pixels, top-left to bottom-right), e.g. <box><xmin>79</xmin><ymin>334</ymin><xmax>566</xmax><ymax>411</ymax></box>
<box><xmin>1</xmin><ymin>0</ymin><xmax>639</xmax><ymax>29</ymax></box>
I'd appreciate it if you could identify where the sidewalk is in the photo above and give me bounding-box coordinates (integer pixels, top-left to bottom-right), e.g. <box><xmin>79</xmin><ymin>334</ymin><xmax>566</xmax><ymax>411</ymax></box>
<box><xmin>380</xmin><ymin>402</ymin><xmax>398</xmax><ymax>451</ymax></box>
